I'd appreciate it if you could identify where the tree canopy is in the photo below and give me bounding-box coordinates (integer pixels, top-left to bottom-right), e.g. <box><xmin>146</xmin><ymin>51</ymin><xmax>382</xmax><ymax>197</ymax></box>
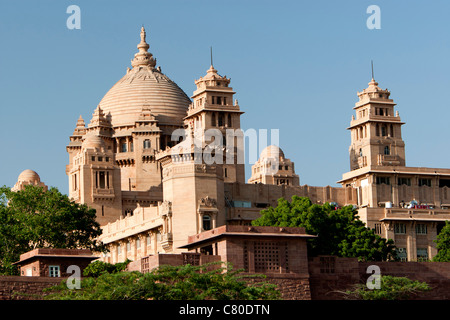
<box><xmin>344</xmin><ymin>275</ymin><xmax>430</xmax><ymax>300</ymax></box>
<box><xmin>252</xmin><ymin>196</ymin><xmax>396</xmax><ymax>261</ymax></box>
<box><xmin>45</xmin><ymin>263</ymin><xmax>281</xmax><ymax>300</ymax></box>
<box><xmin>0</xmin><ymin>185</ymin><xmax>105</xmax><ymax>275</ymax></box>
<box><xmin>433</xmin><ymin>221</ymin><xmax>450</xmax><ymax>262</ymax></box>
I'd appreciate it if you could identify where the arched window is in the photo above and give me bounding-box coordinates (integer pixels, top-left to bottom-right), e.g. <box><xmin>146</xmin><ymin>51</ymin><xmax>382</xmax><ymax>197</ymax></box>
<box><xmin>384</xmin><ymin>146</ymin><xmax>390</xmax><ymax>155</ymax></box>
<box><xmin>202</xmin><ymin>215</ymin><xmax>212</xmax><ymax>231</ymax></box>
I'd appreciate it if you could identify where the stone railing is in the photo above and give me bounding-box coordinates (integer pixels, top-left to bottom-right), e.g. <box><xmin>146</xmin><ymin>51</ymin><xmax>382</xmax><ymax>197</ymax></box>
<box><xmin>99</xmin><ymin>205</ymin><xmax>163</xmax><ymax>244</ymax></box>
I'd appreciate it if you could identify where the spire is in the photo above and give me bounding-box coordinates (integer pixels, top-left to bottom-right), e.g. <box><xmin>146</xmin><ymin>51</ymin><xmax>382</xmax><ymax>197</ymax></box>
<box><xmin>72</xmin><ymin>115</ymin><xmax>86</xmax><ymax>136</ymax></box>
<box><xmin>76</xmin><ymin>115</ymin><xmax>85</xmax><ymax>128</ymax></box>
<box><xmin>371</xmin><ymin>60</ymin><xmax>375</xmax><ymax>81</ymax></box>
<box><xmin>131</xmin><ymin>26</ymin><xmax>156</xmax><ymax>69</ymax></box>
<box><xmin>210</xmin><ymin>46</ymin><xmax>214</xmax><ymax>68</ymax></box>
<box><xmin>88</xmin><ymin>106</ymin><xmax>110</xmax><ymax>128</ymax></box>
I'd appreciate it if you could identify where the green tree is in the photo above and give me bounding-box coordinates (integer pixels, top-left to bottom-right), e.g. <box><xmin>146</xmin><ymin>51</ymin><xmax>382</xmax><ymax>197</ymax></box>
<box><xmin>45</xmin><ymin>263</ymin><xmax>281</xmax><ymax>300</ymax></box>
<box><xmin>433</xmin><ymin>221</ymin><xmax>450</xmax><ymax>262</ymax></box>
<box><xmin>83</xmin><ymin>259</ymin><xmax>131</xmax><ymax>277</ymax></box>
<box><xmin>344</xmin><ymin>275</ymin><xmax>430</xmax><ymax>300</ymax></box>
<box><xmin>252</xmin><ymin>196</ymin><xmax>396</xmax><ymax>261</ymax></box>
<box><xmin>0</xmin><ymin>185</ymin><xmax>106</xmax><ymax>275</ymax></box>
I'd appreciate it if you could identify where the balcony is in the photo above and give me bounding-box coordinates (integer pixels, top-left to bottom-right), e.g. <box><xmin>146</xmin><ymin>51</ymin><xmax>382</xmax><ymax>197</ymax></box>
<box><xmin>161</xmin><ymin>233</ymin><xmax>173</xmax><ymax>250</ymax></box>
<box><xmin>377</xmin><ymin>154</ymin><xmax>401</xmax><ymax>166</ymax></box>
<box><xmin>358</xmin><ymin>156</ymin><xmax>367</xmax><ymax>168</ymax></box>
<box><xmin>381</xmin><ymin>207</ymin><xmax>450</xmax><ymax>223</ymax></box>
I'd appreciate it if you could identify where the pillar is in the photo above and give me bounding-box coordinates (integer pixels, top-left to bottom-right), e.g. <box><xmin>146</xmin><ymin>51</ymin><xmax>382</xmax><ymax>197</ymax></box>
<box><xmin>406</xmin><ymin>221</ymin><xmax>417</xmax><ymax>261</ymax></box>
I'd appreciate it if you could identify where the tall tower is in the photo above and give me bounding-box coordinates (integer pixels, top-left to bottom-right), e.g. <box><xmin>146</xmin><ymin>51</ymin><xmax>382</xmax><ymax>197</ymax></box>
<box><xmin>348</xmin><ymin>77</ymin><xmax>405</xmax><ymax>171</ymax></box>
<box><xmin>184</xmin><ymin>64</ymin><xmax>245</xmax><ymax>183</ymax></box>
<box><xmin>67</xmin><ymin>107</ymin><xmax>123</xmax><ymax>225</ymax></box>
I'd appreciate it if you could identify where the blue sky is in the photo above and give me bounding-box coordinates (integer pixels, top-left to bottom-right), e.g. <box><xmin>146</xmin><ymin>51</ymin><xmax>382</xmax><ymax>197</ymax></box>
<box><xmin>1</xmin><ymin>0</ymin><xmax>450</xmax><ymax>195</ymax></box>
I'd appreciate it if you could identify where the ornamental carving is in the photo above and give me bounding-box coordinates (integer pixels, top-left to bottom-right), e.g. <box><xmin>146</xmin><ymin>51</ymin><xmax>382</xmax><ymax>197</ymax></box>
<box><xmin>161</xmin><ymin>200</ymin><xmax>172</xmax><ymax>216</ymax></box>
<box><xmin>199</xmin><ymin>196</ymin><xmax>217</xmax><ymax>208</ymax></box>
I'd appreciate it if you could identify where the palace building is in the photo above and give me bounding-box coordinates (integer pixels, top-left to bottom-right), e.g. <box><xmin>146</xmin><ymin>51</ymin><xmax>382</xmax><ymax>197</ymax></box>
<box><xmin>338</xmin><ymin>77</ymin><xmax>450</xmax><ymax>261</ymax></box>
<box><xmin>11</xmin><ymin>27</ymin><xmax>443</xmax><ymax>263</ymax></box>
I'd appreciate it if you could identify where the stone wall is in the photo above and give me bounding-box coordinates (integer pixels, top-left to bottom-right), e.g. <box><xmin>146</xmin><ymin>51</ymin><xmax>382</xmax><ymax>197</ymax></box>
<box><xmin>2</xmin><ymin>257</ymin><xmax>448</xmax><ymax>300</ymax></box>
<box><xmin>308</xmin><ymin>256</ymin><xmax>450</xmax><ymax>300</ymax></box>
<box><xmin>245</xmin><ymin>273</ymin><xmax>311</xmax><ymax>300</ymax></box>
<box><xmin>0</xmin><ymin>276</ymin><xmax>62</xmax><ymax>300</ymax></box>
<box><xmin>308</xmin><ymin>256</ymin><xmax>360</xmax><ymax>300</ymax></box>
<box><xmin>358</xmin><ymin>261</ymin><xmax>450</xmax><ymax>300</ymax></box>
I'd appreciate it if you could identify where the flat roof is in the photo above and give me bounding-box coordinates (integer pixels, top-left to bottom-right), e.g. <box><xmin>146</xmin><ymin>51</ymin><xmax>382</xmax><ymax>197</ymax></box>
<box><xmin>339</xmin><ymin>165</ymin><xmax>450</xmax><ymax>183</ymax></box>
<box><xmin>178</xmin><ymin>225</ymin><xmax>316</xmax><ymax>249</ymax></box>
<box><xmin>380</xmin><ymin>217</ymin><xmax>449</xmax><ymax>222</ymax></box>
<box><xmin>13</xmin><ymin>248</ymin><xmax>98</xmax><ymax>265</ymax></box>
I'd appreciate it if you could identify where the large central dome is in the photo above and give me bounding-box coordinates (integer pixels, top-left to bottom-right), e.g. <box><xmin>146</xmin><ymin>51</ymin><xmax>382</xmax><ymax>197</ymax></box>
<box><xmin>98</xmin><ymin>27</ymin><xmax>191</xmax><ymax>128</ymax></box>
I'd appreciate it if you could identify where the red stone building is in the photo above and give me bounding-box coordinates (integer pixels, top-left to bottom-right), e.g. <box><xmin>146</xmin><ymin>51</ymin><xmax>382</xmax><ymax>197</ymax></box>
<box><xmin>13</xmin><ymin>248</ymin><xmax>97</xmax><ymax>278</ymax></box>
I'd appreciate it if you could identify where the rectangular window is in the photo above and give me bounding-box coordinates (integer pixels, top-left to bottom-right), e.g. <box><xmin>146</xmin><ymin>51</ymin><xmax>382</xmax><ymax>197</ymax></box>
<box><xmin>396</xmin><ymin>248</ymin><xmax>407</xmax><ymax>262</ymax></box>
<box><xmin>98</xmin><ymin>156</ymin><xmax>103</xmax><ymax>162</ymax></box>
<box><xmin>117</xmin><ymin>244</ymin><xmax>122</xmax><ymax>255</ymax></box>
<box><xmin>73</xmin><ymin>173</ymin><xmax>77</xmax><ymax>191</ymax></box>
<box><xmin>419</xmin><ymin>178</ymin><xmax>432</xmax><ymax>187</ymax></box>
<box><xmin>374</xmin><ymin>223</ymin><xmax>382</xmax><ymax>235</ymax></box>
<box><xmin>439</xmin><ymin>179</ymin><xmax>450</xmax><ymax>188</ymax></box>
<box><xmin>416</xmin><ymin>224</ymin><xmax>427</xmax><ymax>235</ymax></box>
<box><xmin>398</xmin><ymin>177</ymin><xmax>411</xmax><ymax>186</ymax></box>
<box><xmin>99</xmin><ymin>171</ymin><xmax>106</xmax><ymax>189</ymax></box>
<box><xmin>49</xmin><ymin>265</ymin><xmax>60</xmax><ymax>277</ymax></box>
<box><xmin>143</xmin><ymin>139</ymin><xmax>151</xmax><ymax>149</ymax></box>
<box><xmin>319</xmin><ymin>256</ymin><xmax>336</xmax><ymax>273</ymax></box>
<box><xmin>127</xmin><ymin>241</ymin><xmax>131</xmax><ymax>252</ymax></box>
<box><xmin>91</xmin><ymin>156</ymin><xmax>96</xmax><ymax>162</ymax></box>
<box><xmin>417</xmin><ymin>248</ymin><xmax>428</xmax><ymax>261</ymax></box>
<box><xmin>147</xmin><ymin>235</ymin><xmax>151</xmax><ymax>246</ymax></box>
<box><xmin>394</xmin><ymin>223</ymin><xmax>406</xmax><ymax>234</ymax></box>
<box><xmin>136</xmin><ymin>238</ymin><xmax>141</xmax><ymax>249</ymax></box>
<box><xmin>376</xmin><ymin>177</ymin><xmax>391</xmax><ymax>185</ymax></box>
<box><xmin>121</xmin><ymin>143</ymin><xmax>127</xmax><ymax>153</ymax></box>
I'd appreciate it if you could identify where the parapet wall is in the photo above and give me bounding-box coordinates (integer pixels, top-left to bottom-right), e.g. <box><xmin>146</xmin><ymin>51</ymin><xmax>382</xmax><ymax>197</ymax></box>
<box><xmin>0</xmin><ymin>276</ymin><xmax>62</xmax><ymax>300</ymax></box>
<box><xmin>309</xmin><ymin>256</ymin><xmax>450</xmax><ymax>300</ymax></box>
<box><xmin>224</xmin><ymin>182</ymin><xmax>355</xmax><ymax>216</ymax></box>
<box><xmin>1</xmin><ymin>257</ymin><xmax>448</xmax><ymax>300</ymax></box>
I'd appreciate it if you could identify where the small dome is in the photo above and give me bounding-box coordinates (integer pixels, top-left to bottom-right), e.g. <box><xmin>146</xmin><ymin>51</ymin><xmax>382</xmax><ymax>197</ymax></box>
<box><xmin>82</xmin><ymin>134</ymin><xmax>105</xmax><ymax>149</ymax></box>
<box><xmin>259</xmin><ymin>145</ymin><xmax>285</xmax><ymax>160</ymax></box>
<box><xmin>18</xmin><ymin>170</ymin><xmax>41</xmax><ymax>183</ymax></box>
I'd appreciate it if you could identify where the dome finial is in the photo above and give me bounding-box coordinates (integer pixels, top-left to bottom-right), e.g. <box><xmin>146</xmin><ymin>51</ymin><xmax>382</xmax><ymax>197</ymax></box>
<box><xmin>371</xmin><ymin>60</ymin><xmax>375</xmax><ymax>81</ymax></box>
<box><xmin>210</xmin><ymin>46</ymin><xmax>214</xmax><ymax>68</ymax></box>
<box><xmin>131</xmin><ymin>26</ymin><xmax>156</xmax><ymax>68</ymax></box>
<box><xmin>140</xmin><ymin>26</ymin><xmax>147</xmax><ymax>46</ymax></box>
